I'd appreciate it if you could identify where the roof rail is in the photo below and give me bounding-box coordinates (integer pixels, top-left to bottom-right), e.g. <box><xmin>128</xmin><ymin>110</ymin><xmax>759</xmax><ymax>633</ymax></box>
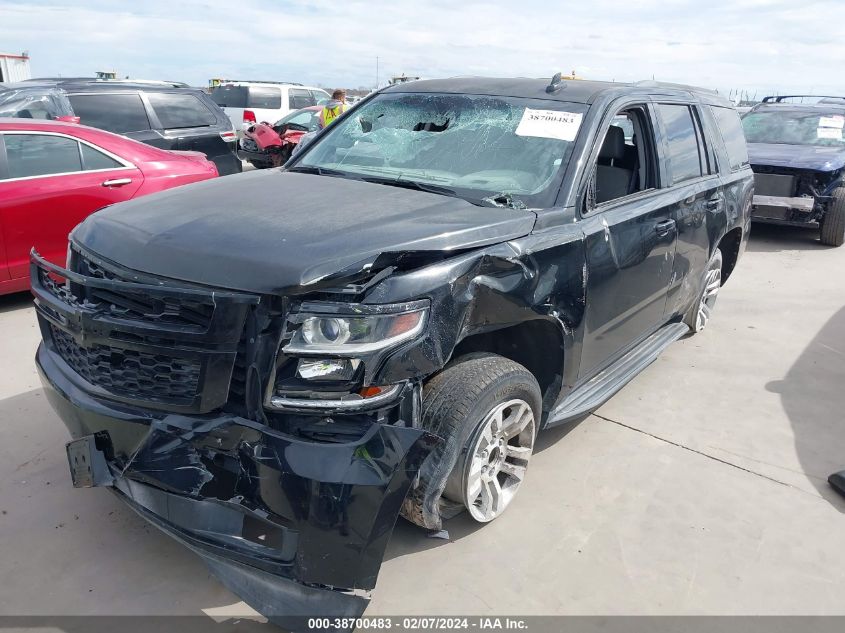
<box><xmin>215</xmin><ymin>80</ymin><xmax>304</xmax><ymax>86</ymax></box>
<box><xmin>761</xmin><ymin>95</ymin><xmax>845</xmax><ymax>103</ymax></box>
<box><xmin>633</xmin><ymin>80</ymin><xmax>718</xmax><ymax>94</ymax></box>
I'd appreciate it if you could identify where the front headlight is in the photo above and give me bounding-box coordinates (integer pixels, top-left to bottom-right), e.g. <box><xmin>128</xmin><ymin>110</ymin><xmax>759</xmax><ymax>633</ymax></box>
<box><xmin>283</xmin><ymin>302</ymin><xmax>429</xmax><ymax>355</ymax></box>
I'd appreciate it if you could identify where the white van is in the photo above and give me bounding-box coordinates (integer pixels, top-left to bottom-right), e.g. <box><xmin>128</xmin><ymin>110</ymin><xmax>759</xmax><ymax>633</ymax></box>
<box><xmin>210</xmin><ymin>82</ymin><xmax>331</xmax><ymax>130</ymax></box>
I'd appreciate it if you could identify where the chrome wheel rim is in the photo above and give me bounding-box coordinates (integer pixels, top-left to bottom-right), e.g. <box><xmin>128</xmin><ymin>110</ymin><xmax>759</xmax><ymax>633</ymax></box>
<box><xmin>695</xmin><ymin>260</ymin><xmax>722</xmax><ymax>332</ymax></box>
<box><xmin>454</xmin><ymin>399</ymin><xmax>535</xmax><ymax>523</ymax></box>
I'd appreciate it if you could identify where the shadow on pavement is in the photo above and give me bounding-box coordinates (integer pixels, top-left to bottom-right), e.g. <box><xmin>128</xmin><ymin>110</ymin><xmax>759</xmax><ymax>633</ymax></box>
<box><xmin>766</xmin><ymin>306</ymin><xmax>845</xmax><ymax>511</ymax></box>
<box><xmin>745</xmin><ymin>223</ymin><xmax>830</xmax><ymax>253</ymax></box>
<box><xmin>0</xmin><ymin>291</ymin><xmax>32</xmax><ymax>315</ymax></box>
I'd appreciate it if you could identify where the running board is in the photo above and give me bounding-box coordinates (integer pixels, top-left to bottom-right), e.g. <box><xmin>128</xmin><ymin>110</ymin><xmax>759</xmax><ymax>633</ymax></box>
<box><xmin>547</xmin><ymin>322</ymin><xmax>689</xmax><ymax>426</ymax></box>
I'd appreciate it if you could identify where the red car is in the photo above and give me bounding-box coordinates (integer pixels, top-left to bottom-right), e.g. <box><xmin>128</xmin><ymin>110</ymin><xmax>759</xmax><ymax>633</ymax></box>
<box><xmin>0</xmin><ymin>119</ymin><xmax>218</xmax><ymax>295</ymax></box>
<box><xmin>237</xmin><ymin>105</ymin><xmax>322</xmax><ymax>168</ymax></box>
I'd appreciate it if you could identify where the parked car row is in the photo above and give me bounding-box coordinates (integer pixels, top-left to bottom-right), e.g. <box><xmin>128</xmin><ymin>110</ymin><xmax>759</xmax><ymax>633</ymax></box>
<box><xmin>0</xmin><ymin>78</ymin><xmax>241</xmax><ymax>175</ymax></box>
<box><xmin>0</xmin><ymin>119</ymin><xmax>218</xmax><ymax>294</ymax></box>
<box><xmin>209</xmin><ymin>81</ymin><xmax>330</xmax><ymax>131</ymax></box>
<box><xmin>30</xmin><ymin>74</ymin><xmax>753</xmax><ymax>627</ymax></box>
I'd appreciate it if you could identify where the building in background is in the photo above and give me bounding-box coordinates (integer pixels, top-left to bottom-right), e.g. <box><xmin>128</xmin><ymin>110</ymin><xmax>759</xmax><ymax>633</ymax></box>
<box><xmin>0</xmin><ymin>52</ymin><xmax>31</xmax><ymax>83</ymax></box>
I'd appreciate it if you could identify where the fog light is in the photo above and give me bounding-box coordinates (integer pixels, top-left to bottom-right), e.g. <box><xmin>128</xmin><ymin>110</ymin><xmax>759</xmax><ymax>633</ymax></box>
<box><xmin>296</xmin><ymin>358</ymin><xmax>359</xmax><ymax>381</ymax></box>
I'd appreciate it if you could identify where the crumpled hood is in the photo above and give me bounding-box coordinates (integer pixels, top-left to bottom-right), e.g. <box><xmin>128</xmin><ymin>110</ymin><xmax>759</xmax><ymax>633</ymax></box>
<box><xmin>748</xmin><ymin>143</ymin><xmax>845</xmax><ymax>172</ymax></box>
<box><xmin>72</xmin><ymin>169</ymin><xmax>536</xmax><ymax>294</ymax></box>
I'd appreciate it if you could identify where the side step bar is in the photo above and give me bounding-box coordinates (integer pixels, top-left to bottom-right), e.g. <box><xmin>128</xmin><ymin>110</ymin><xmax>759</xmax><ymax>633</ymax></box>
<box><xmin>547</xmin><ymin>322</ymin><xmax>689</xmax><ymax>427</ymax></box>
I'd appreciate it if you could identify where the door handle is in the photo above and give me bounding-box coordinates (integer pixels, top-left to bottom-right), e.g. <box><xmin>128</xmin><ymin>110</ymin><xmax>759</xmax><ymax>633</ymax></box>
<box><xmin>705</xmin><ymin>197</ymin><xmax>721</xmax><ymax>210</ymax></box>
<box><xmin>102</xmin><ymin>178</ymin><xmax>132</xmax><ymax>187</ymax></box>
<box><xmin>655</xmin><ymin>219</ymin><xmax>676</xmax><ymax>234</ymax></box>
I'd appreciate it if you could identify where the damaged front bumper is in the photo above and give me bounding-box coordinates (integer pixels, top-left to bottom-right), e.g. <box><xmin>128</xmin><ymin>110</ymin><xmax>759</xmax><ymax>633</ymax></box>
<box><xmin>36</xmin><ymin>342</ymin><xmax>437</xmax><ymax>626</ymax></box>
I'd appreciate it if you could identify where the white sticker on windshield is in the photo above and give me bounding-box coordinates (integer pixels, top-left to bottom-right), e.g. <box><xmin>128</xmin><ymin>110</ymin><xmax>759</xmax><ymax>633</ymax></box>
<box><xmin>819</xmin><ymin>115</ymin><xmax>845</xmax><ymax>129</ymax></box>
<box><xmin>515</xmin><ymin>109</ymin><xmax>583</xmax><ymax>141</ymax></box>
<box><xmin>817</xmin><ymin>126</ymin><xmax>842</xmax><ymax>140</ymax></box>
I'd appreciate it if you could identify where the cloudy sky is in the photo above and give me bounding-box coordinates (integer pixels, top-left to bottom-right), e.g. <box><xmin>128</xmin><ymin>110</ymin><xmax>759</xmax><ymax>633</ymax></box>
<box><xmin>2</xmin><ymin>0</ymin><xmax>843</xmax><ymax>99</ymax></box>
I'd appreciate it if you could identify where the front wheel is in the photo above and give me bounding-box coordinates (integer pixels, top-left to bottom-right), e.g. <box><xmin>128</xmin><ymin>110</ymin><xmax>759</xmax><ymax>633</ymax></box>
<box><xmin>400</xmin><ymin>354</ymin><xmax>541</xmax><ymax>529</ymax></box>
<box><xmin>685</xmin><ymin>247</ymin><xmax>723</xmax><ymax>334</ymax></box>
<box><xmin>820</xmin><ymin>188</ymin><xmax>845</xmax><ymax>247</ymax></box>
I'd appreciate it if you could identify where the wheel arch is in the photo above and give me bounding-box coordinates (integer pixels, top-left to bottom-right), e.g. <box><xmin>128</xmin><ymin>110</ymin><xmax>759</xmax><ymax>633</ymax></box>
<box><xmin>717</xmin><ymin>226</ymin><xmax>743</xmax><ymax>284</ymax></box>
<box><xmin>450</xmin><ymin>318</ymin><xmax>566</xmax><ymax>416</ymax></box>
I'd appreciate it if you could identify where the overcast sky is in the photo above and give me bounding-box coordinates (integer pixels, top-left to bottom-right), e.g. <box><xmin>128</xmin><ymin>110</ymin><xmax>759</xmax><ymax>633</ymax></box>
<box><xmin>2</xmin><ymin>0</ymin><xmax>843</xmax><ymax>99</ymax></box>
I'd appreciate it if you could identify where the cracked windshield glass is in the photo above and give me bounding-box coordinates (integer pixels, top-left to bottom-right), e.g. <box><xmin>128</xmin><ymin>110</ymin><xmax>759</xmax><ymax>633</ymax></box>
<box><xmin>742</xmin><ymin>110</ymin><xmax>845</xmax><ymax>146</ymax></box>
<box><xmin>296</xmin><ymin>93</ymin><xmax>589</xmax><ymax>207</ymax></box>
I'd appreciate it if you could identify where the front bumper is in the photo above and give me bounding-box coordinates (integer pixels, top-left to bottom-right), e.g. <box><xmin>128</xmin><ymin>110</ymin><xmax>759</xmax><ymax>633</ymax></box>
<box><xmin>751</xmin><ymin>194</ymin><xmax>818</xmax><ymax>225</ymax></box>
<box><xmin>37</xmin><ymin>342</ymin><xmax>437</xmax><ymax>626</ymax></box>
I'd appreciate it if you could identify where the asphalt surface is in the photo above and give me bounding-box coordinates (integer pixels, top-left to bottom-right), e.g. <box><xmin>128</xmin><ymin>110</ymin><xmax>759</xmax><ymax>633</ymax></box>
<box><xmin>1</xmin><ymin>222</ymin><xmax>844</xmax><ymax>621</ymax></box>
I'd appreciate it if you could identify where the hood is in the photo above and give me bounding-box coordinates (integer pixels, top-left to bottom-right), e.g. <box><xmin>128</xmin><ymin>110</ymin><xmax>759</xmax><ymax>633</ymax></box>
<box><xmin>72</xmin><ymin>169</ymin><xmax>536</xmax><ymax>294</ymax></box>
<box><xmin>748</xmin><ymin>143</ymin><xmax>845</xmax><ymax>172</ymax></box>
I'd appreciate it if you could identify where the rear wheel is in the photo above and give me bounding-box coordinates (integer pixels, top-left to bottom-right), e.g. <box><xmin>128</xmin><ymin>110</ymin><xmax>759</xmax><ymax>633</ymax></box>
<box><xmin>820</xmin><ymin>188</ymin><xmax>845</xmax><ymax>247</ymax></box>
<box><xmin>400</xmin><ymin>354</ymin><xmax>541</xmax><ymax>529</ymax></box>
<box><xmin>685</xmin><ymin>247</ymin><xmax>723</xmax><ymax>334</ymax></box>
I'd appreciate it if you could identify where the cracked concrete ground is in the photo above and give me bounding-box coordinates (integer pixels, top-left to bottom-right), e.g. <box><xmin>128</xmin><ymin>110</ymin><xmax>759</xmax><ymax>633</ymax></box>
<box><xmin>0</xmin><ymin>223</ymin><xmax>843</xmax><ymax>618</ymax></box>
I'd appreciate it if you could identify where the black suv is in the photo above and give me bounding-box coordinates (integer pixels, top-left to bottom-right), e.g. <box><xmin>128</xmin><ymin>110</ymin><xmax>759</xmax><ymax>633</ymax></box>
<box><xmin>0</xmin><ymin>79</ymin><xmax>241</xmax><ymax>175</ymax></box>
<box><xmin>31</xmin><ymin>75</ymin><xmax>752</xmax><ymax>625</ymax></box>
<box><xmin>743</xmin><ymin>95</ymin><xmax>845</xmax><ymax>246</ymax></box>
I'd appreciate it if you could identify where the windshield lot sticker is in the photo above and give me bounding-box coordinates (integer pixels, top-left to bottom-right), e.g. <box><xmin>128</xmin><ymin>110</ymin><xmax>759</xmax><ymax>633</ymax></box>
<box><xmin>819</xmin><ymin>115</ymin><xmax>845</xmax><ymax>129</ymax></box>
<box><xmin>515</xmin><ymin>109</ymin><xmax>583</xmax><ymax>141</ymax></box>
<box><xmin>817</xmin><ymin>126</ymin><xmax>843</xmax><ymax>140</ymax></box>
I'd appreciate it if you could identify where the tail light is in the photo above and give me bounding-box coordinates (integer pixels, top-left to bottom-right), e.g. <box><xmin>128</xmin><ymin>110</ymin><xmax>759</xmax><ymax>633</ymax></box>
<box><xmin>243</xmin><ymin>110</ymin><xmax>256</xmax><ymax>124</ymax></box>
<box><xmin>219</xmin><ymin>130</ymin><xmax>237</xmax><ymax>143</ymax></box>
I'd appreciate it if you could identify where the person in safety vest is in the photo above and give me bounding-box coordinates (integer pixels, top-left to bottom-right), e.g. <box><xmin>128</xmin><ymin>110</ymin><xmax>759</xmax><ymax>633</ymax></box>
<box><xmin>319</xmin><ymin>89</ymin><xmax>349</xmax><ymax>129</ymax></box>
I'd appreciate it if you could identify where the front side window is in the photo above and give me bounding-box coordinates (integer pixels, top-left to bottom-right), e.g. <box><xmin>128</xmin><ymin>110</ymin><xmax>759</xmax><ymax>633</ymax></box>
<box><xmin>657</xmin><ymin>104</ymin><xmax>704</xmax><ymax>184</ymax></box>
<box><xmin>3</xmin><ymin>134</ymin><xmax>82</xmax><ymax>179</ymax></box>
<box><xmin>247</xmin><ymin>87</ymin><xmax>282</xmax><ymax>109</ymax></box>
<box><xmin>289</xmin><ymin>89</ymin><xmax>315</xmax><ymax>110</ymax></box>
<box><xmin>589</xmin><ymin>106</ymin><xmax>656</xmax><ymax>206</ymax></box>
<box><xmin>310</xmin><ymin>89</ymin><xmax>331</xmax><ymax>105</ymax></box>
<box><xmin>68</xmin><ymin>94</ymin><xmax>151</xmax><ymax>133</ymax></box>
<box><xmin>742</xmin><ymin>109</ymin><xmax>845</xmax><ymax>147</ymax></box>
<box><xmin>147</xmin><ymin>92</ymin><xmax>217</xmax><ymax>129</ymax></box>
<box><xmin>295</xmin><ymin>92</ymin><xmax>588</xmax><ymax>208</ymax></box>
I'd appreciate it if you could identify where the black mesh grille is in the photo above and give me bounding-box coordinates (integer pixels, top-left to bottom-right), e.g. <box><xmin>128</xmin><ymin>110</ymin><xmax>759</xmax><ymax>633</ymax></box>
<box><xmin>50</xmin><ymin>325</ymin><xmax>201</xmax><ymax>404</ymax></box>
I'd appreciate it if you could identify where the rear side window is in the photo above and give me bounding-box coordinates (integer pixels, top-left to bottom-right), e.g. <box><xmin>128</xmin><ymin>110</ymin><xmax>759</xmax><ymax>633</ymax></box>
<box><xmin>657</xmin><ymin>104</ymin><xmax>703</xmax><ymax>184</ymax></box>
<box><xmin>80</xmin><ymin>144</ymin><xmax>123</xmax><ymax>170</ymax></box>
<box><xmin>289</xmin><ymin>88</ymin><xmax>315</xmax><ymax>110</ymax></box>
<box><xmin>3</xmin><ymin>134</ymin><xmax>82</xmax><ymax>178</ymax></box>
<box><xmin>68</xmin><ymin>94</ymin><xmax>151</xmax><ymax>133</ymax></box>
<box><xmin>247</xmin><ymin>87</ymin><xmax>282</xmax><ymax>109</ymax></box>
<box><xmin>210</xmin><ymin>85</ymin><xmax>247</xmax><ymax>108</ymax></box>
<box><xmin>310</xmin><ymin>89</ymin><xmax>330</xmax><ymax>105</ymax></box>
<box><xmin>147</xmin><ymin>92</ymin><xmax>217</xmax><ymax>129</ymax></box>
<box><xmin>711</xmin><ymin>106</ymin><xmax>749</xmax><ymax>170</ymax></box>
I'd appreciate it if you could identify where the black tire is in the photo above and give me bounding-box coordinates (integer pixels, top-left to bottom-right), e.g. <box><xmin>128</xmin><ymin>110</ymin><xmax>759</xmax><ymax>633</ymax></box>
<box><xmin>400</xmin><ymin>354</ymin><xmax>541</xmax><ymax>530</ymax></box>
<box><xmin>820</xmin><ymin>188</ymin><xmax>845</xmax><ymax>247</ymax></box>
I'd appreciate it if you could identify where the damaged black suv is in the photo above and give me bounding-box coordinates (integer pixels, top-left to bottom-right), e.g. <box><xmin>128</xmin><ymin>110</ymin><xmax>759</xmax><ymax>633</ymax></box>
<box><xmin>31</xmin><ymin>75</ymin><xmax>752</xmax><ymax>624</ymax></box>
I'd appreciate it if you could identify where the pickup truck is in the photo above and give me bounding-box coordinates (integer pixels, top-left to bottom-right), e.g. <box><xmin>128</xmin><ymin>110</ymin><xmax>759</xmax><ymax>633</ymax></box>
<box><xmin>31</xmin><ymin>74</ymin><xmax>752</xmax><ymax>626</ymax></box>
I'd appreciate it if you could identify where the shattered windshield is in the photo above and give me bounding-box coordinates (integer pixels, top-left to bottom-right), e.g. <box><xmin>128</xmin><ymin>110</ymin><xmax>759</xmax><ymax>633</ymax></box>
<box><xmin>742</xmin><ymin>110</ymin><xmax>845</xmax><ymax>146</ymax></box>
<box><xmin>294</xmin><ymin>92</ymin><xmax>588</xmax><ymax>207</ymax></box>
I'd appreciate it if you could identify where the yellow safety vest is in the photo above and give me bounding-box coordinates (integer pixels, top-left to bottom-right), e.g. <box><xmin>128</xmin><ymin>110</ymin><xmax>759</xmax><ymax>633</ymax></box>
<box><xmin>322</xmin><ymin>104</ymin><xmax>346</xmax><ymax>127</ymax></box>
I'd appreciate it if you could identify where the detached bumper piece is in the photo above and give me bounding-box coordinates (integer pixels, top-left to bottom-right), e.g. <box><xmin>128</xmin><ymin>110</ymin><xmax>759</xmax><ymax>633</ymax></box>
<box><xmin>31</xmin><ymin>250</ymin><xmax>439</xmax><ymax>628</ymax></box>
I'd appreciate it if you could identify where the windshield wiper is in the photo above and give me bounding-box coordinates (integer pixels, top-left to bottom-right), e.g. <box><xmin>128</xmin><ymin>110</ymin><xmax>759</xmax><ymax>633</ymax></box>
<box><xmin>286</xmin><ymin>165</ymin><xmax>350</xmax><ymax>177</ymax></box>
<box><xmin>359</xmin><ymin>176</ymin><xmax>459</xmax><ymax>198</ymax></box>
<box><xmin>480</xmin><ymin>192</ymin><xmax>527</xmax><ymax>210</ymax></box>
